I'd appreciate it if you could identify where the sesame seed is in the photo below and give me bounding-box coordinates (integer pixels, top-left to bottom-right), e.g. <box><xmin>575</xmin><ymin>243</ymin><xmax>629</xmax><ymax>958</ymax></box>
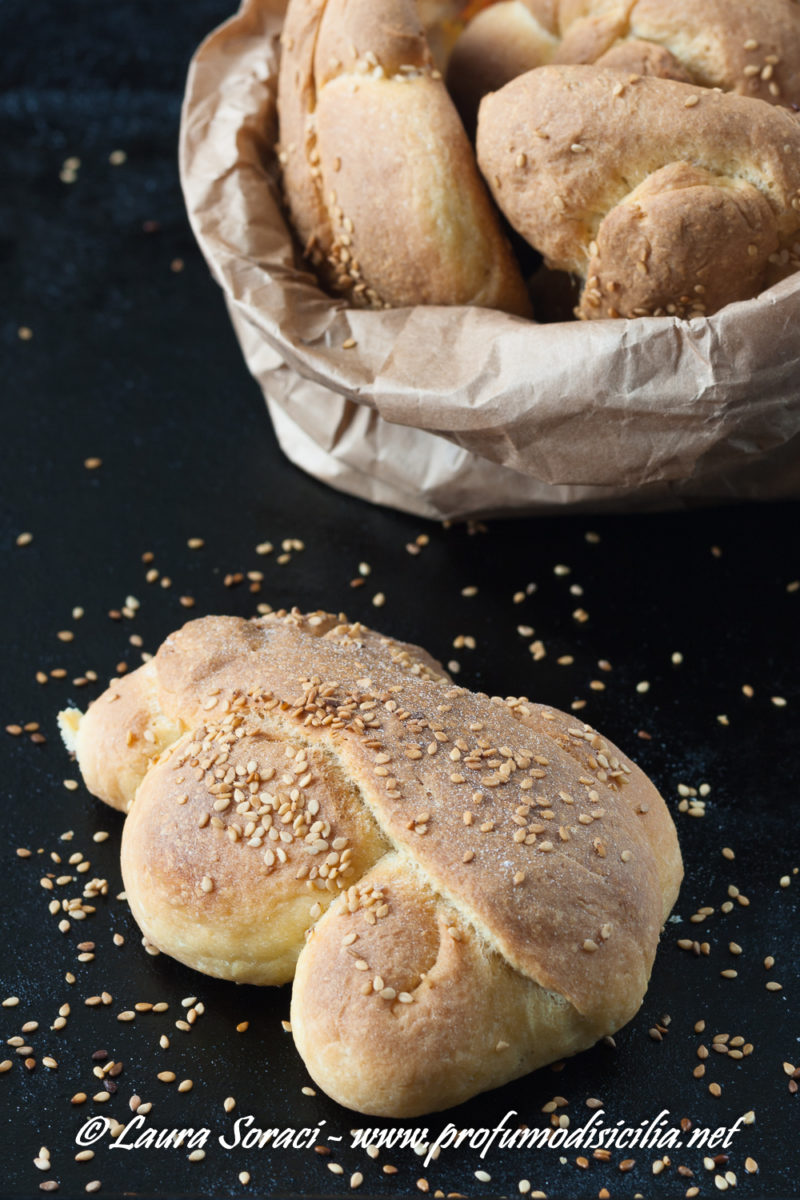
<box><xmin>16</xmin><ymin>532</ymin><xmax>34</xmax><ymax>546</ymax></box>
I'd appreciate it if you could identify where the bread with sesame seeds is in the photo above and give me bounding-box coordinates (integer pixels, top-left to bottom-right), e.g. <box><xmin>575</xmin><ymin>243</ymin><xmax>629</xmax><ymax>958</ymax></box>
<box><xmin>59</xmin><ymin>609</ymin><xmax>681</xmax><ymax>1115</ymax></box>
<box><xmin>276</xmin><ymin>0</ymin><xmax>531</xmax><ymax>315</ymax></box>
<box><xmin>477</xmin><ymin>66</ymin><xmax>800</xmax><ymax>320</ymax></box>
<box><xmin>446</xmin><ymin>0</ymin><xmax>800</xmax><ymax>131</ymax></box>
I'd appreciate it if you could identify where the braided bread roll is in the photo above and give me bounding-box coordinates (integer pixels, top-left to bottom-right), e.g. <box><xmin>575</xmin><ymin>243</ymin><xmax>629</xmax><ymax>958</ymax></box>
<box><xmin>277</xmin><ymin>0</ymin><xmax>531</xmax><ymax>315</ymax></box>
<box><xmin>477</xmin><ymin>66</ymin><xmax>800</xmax><ymax>320</ymax></box>
<box><xmin>60</xmin><ymin>611</ymin><xmax>681</xmax><ymax>1116</ymax></box>
<box><xmin>448</xmin><ymin>0</ymin><xmax>800</xmax><ymax>131</ymax></box>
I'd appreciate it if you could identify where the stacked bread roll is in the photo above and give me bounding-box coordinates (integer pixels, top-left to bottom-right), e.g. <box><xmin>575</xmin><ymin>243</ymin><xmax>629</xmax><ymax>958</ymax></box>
<box><xmin>478</xmin><ymin>66</ymin><xmax>800</xmax><ymax>320</ymax></box>
<box><xmin>277</xmin><ymin>0</ymin><xmax>800</xmax><ymax>322</ymax></box>
<box><xmin>448</xmin><ymin>0</ymin><xmax>800</xmax><ymax>125</ymax></box>
<box><xmin>60</xmin><ymin>611</ymin><xmax>682</xmax><ymax>1117</ymax></box>
<box><xmin>276</xmin><ymin>0</ymin><xmax>531</xmax><ymax>315</ymax></box>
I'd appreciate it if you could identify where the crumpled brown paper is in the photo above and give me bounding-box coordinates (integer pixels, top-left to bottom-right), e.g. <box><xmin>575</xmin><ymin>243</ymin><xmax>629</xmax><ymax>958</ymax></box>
<box><xmin>179</xmin><ymin>0</ymin><xmax>800</xmax><ymax>520</ymax></box>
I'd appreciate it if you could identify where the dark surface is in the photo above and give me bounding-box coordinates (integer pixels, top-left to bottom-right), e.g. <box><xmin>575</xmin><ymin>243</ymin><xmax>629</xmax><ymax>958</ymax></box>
<box><xmin>2</xmin><ymin>3</ymin><xmax>799</xmax><ymax>1198</ymax></box>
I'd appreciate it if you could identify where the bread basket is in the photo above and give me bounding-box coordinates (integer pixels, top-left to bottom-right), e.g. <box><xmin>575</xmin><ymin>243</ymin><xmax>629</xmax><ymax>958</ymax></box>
<box><xmin>179</xmin><ymin>0</ymin><xmax>800</xmax><ymax>519</ymax></box>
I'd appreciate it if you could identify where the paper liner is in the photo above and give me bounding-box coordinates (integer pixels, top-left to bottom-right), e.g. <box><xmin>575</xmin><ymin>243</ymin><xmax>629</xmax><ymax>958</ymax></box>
<box><xmin>179</xmin><ymin>0</ymin><xmax>800</xmax><ymax>519</ymax></box>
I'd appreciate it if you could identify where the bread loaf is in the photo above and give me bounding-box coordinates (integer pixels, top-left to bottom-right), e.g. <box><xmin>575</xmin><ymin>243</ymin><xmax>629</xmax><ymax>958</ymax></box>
<box><xmin>448</xmin><ymin>0</ymin><xmax>800</xmax><ymax>130</ymax></box>
<box><xmin>60</xmin><ymin>610</ymin><xmax>682</xmax><ymax>1116</ymax></box>
<box><xmin>277</xmin><ymin>0</ymin><xmax>531</xmax><ymax>315</ymax></box>
<box><xmin>477</xmin><ymin>67</ymin><xmax>800</xmax><ymax>319</ymax></box>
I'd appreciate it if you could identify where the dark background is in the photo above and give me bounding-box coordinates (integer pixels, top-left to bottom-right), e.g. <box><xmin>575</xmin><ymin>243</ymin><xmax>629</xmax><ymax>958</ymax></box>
<box><xmin>2</xmin><ymin>2</ymin><xmax>798</xmax><ymax>1197</ymax></box>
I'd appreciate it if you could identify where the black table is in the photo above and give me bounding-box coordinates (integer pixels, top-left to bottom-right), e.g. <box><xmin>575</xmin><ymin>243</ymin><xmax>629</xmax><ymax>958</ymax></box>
<box><xmin>2</xmin><ymin>3</ymin><xmax>798</xmax><ymax>1197</ymax></box>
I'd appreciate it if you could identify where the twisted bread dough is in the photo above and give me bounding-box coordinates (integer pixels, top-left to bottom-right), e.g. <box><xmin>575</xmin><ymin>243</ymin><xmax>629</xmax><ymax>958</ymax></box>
<box><xmin>477</xmin><ymin>67</ymin><xmax>800</xmax><ymax>319</ymax></box>
<box><xmin>60</xmin><ymin>611</ymin><xmax>681</xmax><ymax>1115</ymax></box>
<box><xmin>277</xmin><ymin>0</ymin><xmax>531</xmax><ymax>314</ymax></box>
<box><xmin>448</xmin><ymin>0</ymin><xmax>800</xmax><ymax>130</ymax></box>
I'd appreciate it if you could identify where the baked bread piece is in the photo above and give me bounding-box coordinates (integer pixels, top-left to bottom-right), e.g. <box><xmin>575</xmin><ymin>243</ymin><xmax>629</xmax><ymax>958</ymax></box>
<box><xmin>554</xmin><ymin>0</ymin><xmax>800</xmax><ymax>106</ymax></box>
<box><xmin>448</xmin><ymin>0</ymin><xmax>800</xmax><ymax>132</ymax></box>
<box><xmin>60</xmin><ymin>610</ymin><xmax>682</xmax><ymax>1116</ymax></box>
<box><xmin>277</xmin><ymin>0</ymin><xmax>531</xmax><ymax>315</ymax></box>
<box><xmin>446</xmin><ymin>0</ymin><xmax>562</xmax><ymax>133</ymax></box>
<box><xmin>477</xmin><ymin>66</ymin><xmax>800</xmax><ymax>319</ymax></box>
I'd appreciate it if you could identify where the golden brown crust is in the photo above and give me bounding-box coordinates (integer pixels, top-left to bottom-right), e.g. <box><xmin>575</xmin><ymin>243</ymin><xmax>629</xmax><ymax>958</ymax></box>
<box><xmin>620</xmin><ymin>0</ymin><xmax>800</xmax><ymax>106</ymax></box>
<box><xmin>277</xmin><ymin>0</ymin><xmax>532</xmax><ymax>314</ymax></box>
<box><xmin>593</xmin><ymin>38</ymin><xmax>692</xmax><ymax>82</ymax></box>
<box><xmin>63</xmin><ymin>662</ymin><xmax>183</xmax><ymax>813</ymax></box>
<box><xmin>61</xmin><ymin>610</ymin><xmax>682</xmax><ymax>1114</ymax></box>
<box><xmin>447</xmin><ymin>0</ymin><xmax>800</xmax><ymax>145</ymax></box>
<box><xmin>446</xmin><ymin>1</ymin><xmax>560</xmax><ymax>133</ymax></box>
<box><xmin>291</xmin><ymin>854</ymin><xmax>608</xmax><ymax>1116</ymax></box>
<box><xmin>477</xmin><ymin>67</ymin><xmax>800</xmax><ymax>319</ymax></box>
<box><xmin>122</xmin><ymin>725</ymin><xmax>390</xmax><ymax>984</ymax></box>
